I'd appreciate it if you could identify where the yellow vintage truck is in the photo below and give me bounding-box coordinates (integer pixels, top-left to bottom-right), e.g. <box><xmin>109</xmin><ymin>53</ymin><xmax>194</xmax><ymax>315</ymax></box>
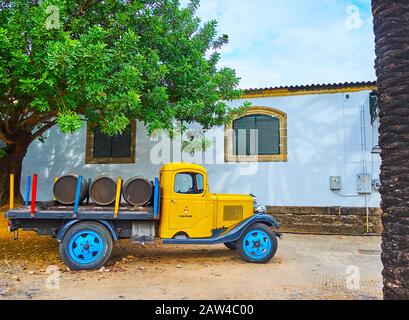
<box><xmin>5</xmin><ymin>163</ymin><xmax>281</xmax><ymax>270</ymax></box>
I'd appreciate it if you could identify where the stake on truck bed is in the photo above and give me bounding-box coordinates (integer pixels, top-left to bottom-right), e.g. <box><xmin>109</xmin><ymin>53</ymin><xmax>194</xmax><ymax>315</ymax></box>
<box><xmin>5</xmin><ymin>163</ymin><xmax>281</xmax><ymax>271</ymax></box>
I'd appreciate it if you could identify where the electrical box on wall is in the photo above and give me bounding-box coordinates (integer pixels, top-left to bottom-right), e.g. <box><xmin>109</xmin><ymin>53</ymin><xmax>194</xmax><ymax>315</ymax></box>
<box><xmin>373</xmin><ymin>179</ymin><xmax>381</xmax><ymax>192</ymax></box>
<box><xmin>330</xmin><ymin>176</ymin><xmax>342</xmax><ymax>191</ymax></box>
<box><xmin>357</xmin><ymin>174</ymin><xmax>372</xmax><ymax>194</ymax></box>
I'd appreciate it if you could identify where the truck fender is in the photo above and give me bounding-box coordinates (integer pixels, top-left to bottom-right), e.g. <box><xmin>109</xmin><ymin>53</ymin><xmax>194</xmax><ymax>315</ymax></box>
<box><xmin>56</xmin><ymin>220</ymin><xmax>119</xmax><ymax>242</ymax></box>
<box><xmin>221</xmin><ymin>214</ymin><xmax>280</xmax><ymax>244</ymax></box>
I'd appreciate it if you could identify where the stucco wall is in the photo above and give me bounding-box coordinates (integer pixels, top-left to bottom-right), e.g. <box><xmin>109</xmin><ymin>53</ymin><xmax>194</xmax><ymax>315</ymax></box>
<box><xmin>22</xmin><ymin>90</ymin><xmax>381</xmax><ymax>209</ymax></box>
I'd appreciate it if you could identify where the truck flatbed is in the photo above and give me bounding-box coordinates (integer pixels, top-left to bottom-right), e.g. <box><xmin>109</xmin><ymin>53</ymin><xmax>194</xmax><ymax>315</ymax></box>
<box><xmin>6</xmin><ymin>177</ymin><xmax>161</xmax><ymax>223</ymax></box>
<box><xmin>5</xmin><ymin>202</ymin><xmax>157</xmax><ymax>221</ymax></box>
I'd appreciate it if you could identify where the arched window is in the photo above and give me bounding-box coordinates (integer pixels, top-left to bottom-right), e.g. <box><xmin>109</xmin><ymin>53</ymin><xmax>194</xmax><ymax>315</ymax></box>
<box><xmin>225</xmin><ymin>107</ymin><xmax>287</xmax><ymax>162</ymax></box>
<box><xmin>233</xmin><ymin>114</ymin><xmax>280</xmax><ymax>156</ymax></box>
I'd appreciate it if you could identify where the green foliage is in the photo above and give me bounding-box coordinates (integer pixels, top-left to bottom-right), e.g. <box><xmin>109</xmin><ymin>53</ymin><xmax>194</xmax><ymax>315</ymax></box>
<box><xmin>0</xmin><ymin>0</ymin><xmax>247</xmax><ymax>141</ymax></box>
<box><xmin>31</xmin><ymin>97</ymin><xmax>50</xmax><ymax>112</ymax></box>
<box><xmin>0</xmin><ymin>148</ymin><xmax>5</xmax><ymax>159</ymax></box>
<box><xmin>182</xmin><ymin>129</ymin><xmax>213</xmax><ymax>155</ymax></box>
<box><xmin>56</xmin><ymin>111</ymin><xmax>83</xmax><ymax>133</ymax></box>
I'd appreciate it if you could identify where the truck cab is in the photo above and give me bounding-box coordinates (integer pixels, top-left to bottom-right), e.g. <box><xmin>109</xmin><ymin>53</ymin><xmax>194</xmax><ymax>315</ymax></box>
<box><xmin>159</xmin><ymin>163</ymin><xmax>254</xmax><ymax>239</ymax></box>
<box><xmin>157</xmin><ymin>164</ymin><xmax>281</xmax><ymax>266</ymax></box>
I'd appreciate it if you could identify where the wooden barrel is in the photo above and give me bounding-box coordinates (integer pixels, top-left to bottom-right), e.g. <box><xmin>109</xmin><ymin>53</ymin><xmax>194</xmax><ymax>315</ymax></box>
<box><xmin>123</xmin><ymin>177</ymin><xmax>153</xmax><ymax>207</ymax></box>
<box><xmin>53</xmin><ymin>175</ymin><xmax>88</xmax><ymax>206</ymax></box>
<box><xmin>90</xmin><ymin>176</ymin><xmax>118</xmax><ymax>206</ymax></box>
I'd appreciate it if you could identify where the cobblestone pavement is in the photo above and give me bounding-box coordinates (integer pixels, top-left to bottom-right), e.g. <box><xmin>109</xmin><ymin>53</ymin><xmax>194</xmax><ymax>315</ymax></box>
<box><xmin>0</xmin><ymin>231</ymin><xmax>383</xmax><ymax>300</ymax></box>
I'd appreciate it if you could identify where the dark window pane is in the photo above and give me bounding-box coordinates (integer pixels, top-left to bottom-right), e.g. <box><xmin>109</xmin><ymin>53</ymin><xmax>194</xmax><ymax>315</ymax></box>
<box><xmin>370</xmin><ymin>92</ymin><xmax>378</xmax><ymax>124</ymax></box>
<box><xmin>93</xmin><ymin>128</ymin><xmax>112</xmax><ymax>158</ymax></box>
<box><xmin>112</xmin><ymin>126</ymin><xmax>131</xmax><ymax>158</ymax></box>
<box><xmin>93</xmin><ymin>126</ymin><xmax>132</xmax><ymax>158</ymax></box>
<box><xmin>232</xmin><ymin>114</ymin><xmax>280</xmax><ymax>156</ymax></box>
<box><xmin>233</xmin><ymin>116</ymin><xmax>255</xmax><ymax>155</ymax></box>
<box><xmin>257</xmin><ymin>115</ymin><xmax>280</xmax><ymax>155</ymax></box>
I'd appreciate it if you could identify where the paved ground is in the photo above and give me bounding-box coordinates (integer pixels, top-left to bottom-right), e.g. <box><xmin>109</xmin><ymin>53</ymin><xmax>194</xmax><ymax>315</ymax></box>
<box><xmin>0</xmin><ymin>214</ymin><xmax>383</xmax><ymax>300</ymax></box>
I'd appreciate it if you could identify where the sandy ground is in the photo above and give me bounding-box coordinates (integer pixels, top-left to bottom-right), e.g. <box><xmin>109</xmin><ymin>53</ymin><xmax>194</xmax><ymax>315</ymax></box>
<box><xmin>0</xmin><ymin>211</ymin><xmax>383</xmax><ymax>300</ymax></box>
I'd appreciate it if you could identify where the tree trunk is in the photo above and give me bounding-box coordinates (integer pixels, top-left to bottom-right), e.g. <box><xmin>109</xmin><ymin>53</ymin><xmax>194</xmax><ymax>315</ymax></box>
<box><xmin>372</xmin><ymin>0</ymin><xmax>409</xmax><ymax>300</ymax></box>
<box><xmin>0</xmin><ymin>141</ymin><xmax>30</xmax><ymax>207</ymax></box>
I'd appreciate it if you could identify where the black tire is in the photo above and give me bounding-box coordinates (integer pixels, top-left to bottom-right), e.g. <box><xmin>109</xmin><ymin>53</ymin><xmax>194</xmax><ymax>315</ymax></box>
<box><xmin>224</xmin><ymin>242</ymin><xmax>237</xmax><ymax>251</ymax></box>
<box><xmin>237</xmin><ymin>223</ymin><xmax>278</xmax><ymax>264</ymax></box>
<box><xmin>59</xmin><ymin>221</ymin><xmax>113</xmax><ymax>271</ymax></box>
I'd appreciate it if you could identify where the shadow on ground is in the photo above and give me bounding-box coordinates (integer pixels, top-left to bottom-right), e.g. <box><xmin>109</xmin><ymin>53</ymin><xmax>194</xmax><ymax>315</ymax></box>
<box><xmin>0</xmin><ymin>209</ymin><xmax>60</xmax><ymax>270</ymax></box>
<box><xmin>0</xmin><ymin>209</ymin><xmax>241</xmax><ymax>271</ymax></box>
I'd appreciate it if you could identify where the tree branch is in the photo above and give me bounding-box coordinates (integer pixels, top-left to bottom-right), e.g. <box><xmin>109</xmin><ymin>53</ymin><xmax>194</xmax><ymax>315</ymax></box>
<box><xmin>0</xmin><ymin>130</ymin><xmax>14</xmax><ymax>145</ymax></box>
<box><xmin>30</xmin><ymin>121</ymin><xmax>57</xmax><ymax>143</ymax></box>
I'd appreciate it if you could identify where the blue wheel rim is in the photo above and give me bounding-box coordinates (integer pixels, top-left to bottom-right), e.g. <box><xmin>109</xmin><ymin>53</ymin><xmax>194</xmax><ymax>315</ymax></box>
<box><xmin>242</xmin><ymin>229</ymin><xmax>272</xmax><ymax>260</ymax></box>
<box><xmin>68</xmin><ymin>230</ymin><xmax>104</xmax><ymax>264</ymax></box>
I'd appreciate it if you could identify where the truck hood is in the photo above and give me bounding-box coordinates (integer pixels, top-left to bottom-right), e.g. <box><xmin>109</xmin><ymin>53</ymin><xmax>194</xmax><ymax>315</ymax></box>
<box><xmin>215</xmin><ymin>194</ymin><xmax>254</xmax><ymax>203</ymax></box>
<box><xmin>212</xmin><ymin>194</ymin><xmax>255</xmax><ymax>228</ymax></box>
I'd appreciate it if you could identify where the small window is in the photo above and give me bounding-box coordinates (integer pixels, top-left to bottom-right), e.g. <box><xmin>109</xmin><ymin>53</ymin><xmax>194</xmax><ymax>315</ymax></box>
<box><xmin>196</xmin><ymin>174</ymin><xmax>204</xmax><ymax>193</ymax></box>
<box><xmin>93</xmin><ymin>126</ymin><xmax>131</xmax><ymax>158</ymax></box>
<box><xmin>174</xmin><ymin>173</ymin><xmax>204</xmax><ymax>195</ymax></box>
<box><xmin>370</xmin><ymin>92</ymin><xmax>379</xmax><ymax>125</ymax></box>
<box><xmin>86</xmin><ymin>122</ymin><xmax>136</xmax><ymax>164</ymax></box>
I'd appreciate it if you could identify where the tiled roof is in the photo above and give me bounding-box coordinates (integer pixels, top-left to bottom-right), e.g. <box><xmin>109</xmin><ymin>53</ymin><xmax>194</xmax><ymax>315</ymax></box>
<box><xmin>243</xmin><ymin>81</ymin><xmax>377</xmax><ymax>98</ymax></box>
<box><xmin>245</xmin><ymin>81</ymin><xmax>376</xmax><ymax>92</ymax></box>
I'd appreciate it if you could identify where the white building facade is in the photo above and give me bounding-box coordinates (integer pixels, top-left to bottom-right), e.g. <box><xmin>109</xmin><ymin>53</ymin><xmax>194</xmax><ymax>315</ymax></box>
<box><xmin>22</xmin><ymin>82</ymin><xmax>381</xmax><ymax>212</ymax></box>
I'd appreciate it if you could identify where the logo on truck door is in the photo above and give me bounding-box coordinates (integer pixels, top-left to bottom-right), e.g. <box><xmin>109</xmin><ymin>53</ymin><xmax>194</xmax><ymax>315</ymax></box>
<box><xmin>179</xmin><ymin>206</ymin><xmax>193</xmax><ymax>218</ymax></box>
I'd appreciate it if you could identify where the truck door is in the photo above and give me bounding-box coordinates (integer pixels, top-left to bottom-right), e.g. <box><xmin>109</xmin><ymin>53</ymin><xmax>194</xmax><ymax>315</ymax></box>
<box><xmin>169</xmin><ymin>171</ymin><xmax>213</xmax><ymax>238</ymax></box>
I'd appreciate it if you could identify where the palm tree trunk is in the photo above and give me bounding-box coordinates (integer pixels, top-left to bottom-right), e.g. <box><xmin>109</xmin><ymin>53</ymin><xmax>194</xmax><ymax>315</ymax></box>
<box><xmin>372</xmin><ymin>0</ymin><xmax>409</xmax><ymax>300</ymax></box>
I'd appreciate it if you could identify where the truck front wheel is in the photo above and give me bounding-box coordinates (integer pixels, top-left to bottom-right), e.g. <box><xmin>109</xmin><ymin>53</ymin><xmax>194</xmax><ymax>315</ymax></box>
<box><xmin>59</xmin><ymin>222</ymin><xmax>113</xmax><ymax>271</ymax></box>
<box><xmin>237</xmin><ymin>223</ymin><xmax>278</xmax><ymax>264</ymax></box>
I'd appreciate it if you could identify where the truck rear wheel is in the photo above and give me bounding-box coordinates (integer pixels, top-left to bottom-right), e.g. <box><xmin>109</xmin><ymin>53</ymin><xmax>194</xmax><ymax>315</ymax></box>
<box><xmin>237</xmin><ymin>223</ymin><xmax>278</xmax><ymax>264</ymax></box>
<box><xmin>59</xmin><ymin>222</ymin><xmax>113</xmax><ymax>271</ymax></box>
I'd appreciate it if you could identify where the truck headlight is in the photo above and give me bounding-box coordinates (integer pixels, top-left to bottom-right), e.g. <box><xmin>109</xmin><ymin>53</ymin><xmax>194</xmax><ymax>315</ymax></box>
<box><xmin>251</xmin><ymin>194</ymin><xmax>267</xmax><ymax>214</ymax></box>
<box><xmin>256</xmin><ymin>205</ymin><xmax>267</xmax><ymax>214</ymax></box>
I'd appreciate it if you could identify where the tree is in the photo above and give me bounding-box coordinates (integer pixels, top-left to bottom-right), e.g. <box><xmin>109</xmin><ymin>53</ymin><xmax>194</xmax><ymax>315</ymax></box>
<box><xmin>0</xmin><ymin>0</ymin><xmax>248</xmax><ymax>205</ymax></box>
<box><xmin>372</xmin><ymin>0</ymin><xmax>409</xmax><ymax>300</ymax></box>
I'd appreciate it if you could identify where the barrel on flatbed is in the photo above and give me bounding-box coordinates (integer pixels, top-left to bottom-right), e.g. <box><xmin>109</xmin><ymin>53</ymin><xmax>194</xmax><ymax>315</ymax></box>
<box><xmin>89</xmin><ymin>176</ymin><xmax>118</xmax><ymax>206</ymax></box>
<box><xmin>122</xmin><ymin>177</ymin><xmax>153</xmax><ymax>207</ymax></box>
<box><xmin>53</xmin><ymin>175</ymin><xmax>89</xmax><ymax>206</ymax></box>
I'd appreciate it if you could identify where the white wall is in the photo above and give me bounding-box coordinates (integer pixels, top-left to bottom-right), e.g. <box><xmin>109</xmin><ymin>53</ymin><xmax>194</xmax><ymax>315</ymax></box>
<box><xmin>207</xmin><ymin>90</ymin><xmax>381</xmax><ymax>208</ymax></box>
<box><xmin>22</xmin><ymin>90</ymin><xmax>381</xmax><ymax>208</ymax></box>
<box><xmin>21</xmin><ymin>123</ymin><xmax>164</xmax><ymax>201</ymax></box>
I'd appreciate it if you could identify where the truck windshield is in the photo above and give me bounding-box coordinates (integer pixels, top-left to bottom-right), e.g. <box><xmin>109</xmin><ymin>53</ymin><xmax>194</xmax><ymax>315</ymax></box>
<box><xmin>175</xmin><ymin>173</ymin><xmax>204</xmax><ymax>194</ymax></box>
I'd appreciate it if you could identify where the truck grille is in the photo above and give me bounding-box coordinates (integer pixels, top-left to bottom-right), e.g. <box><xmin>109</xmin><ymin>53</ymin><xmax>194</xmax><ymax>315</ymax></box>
<box><xmin>224</xmin><ymin>206</ymin><xmax>244</xmax><ymax>222</ymax></box>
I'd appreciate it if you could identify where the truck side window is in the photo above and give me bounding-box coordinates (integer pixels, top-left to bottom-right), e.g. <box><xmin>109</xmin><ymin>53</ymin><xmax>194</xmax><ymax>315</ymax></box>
<box><xmin>175</xmin><ymin>173</ymin><xmax>204</xmax><ymax>195</ymax></box>
<box><xmin>196</xmin><ymin>174</ymin><xmax>204</xmax><ymax>193</ymax></box>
